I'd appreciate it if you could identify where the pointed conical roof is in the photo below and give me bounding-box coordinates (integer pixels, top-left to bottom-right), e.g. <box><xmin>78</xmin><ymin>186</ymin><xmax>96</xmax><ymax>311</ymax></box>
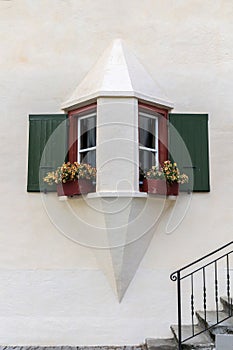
<box><xmin>61</xmin><ymin>39</ymin><xmax>173</xmax><ymax>110</ymax></box>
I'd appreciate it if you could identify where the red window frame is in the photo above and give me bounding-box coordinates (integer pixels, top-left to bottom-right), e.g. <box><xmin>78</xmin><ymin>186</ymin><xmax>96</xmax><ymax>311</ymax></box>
<box><xmin>68</xmin><ymin>102</ymin><xmax>168</xmax><ymax>166</ymax></box>
<box><xmin>138</xmin><ymin>102</ymin><xmax>168</xmax><ymax>165</ymax></box>
<box><xmin>68</xmin><ymin>103</ymin><xmax>97</xmax><ymax>163</ymax></box>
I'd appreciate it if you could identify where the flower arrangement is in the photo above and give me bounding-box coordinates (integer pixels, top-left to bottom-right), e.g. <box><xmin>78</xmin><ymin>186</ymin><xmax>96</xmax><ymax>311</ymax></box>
<box><xmin>43</xmin><ymin>162</ymin><xmax>96</xmax><ymax>185</ymax></box>
<box><xmin>161</xmin><ymin>160</ymin><xmax>188</xmax><ymax>184</ymax></box>
<box><xmin>146</xmin><ymin>160</ymin><xmax>189</xmax><ymax>184</ymax></box>
<box><xmin>146</xmin><ymin>166</ymin><xmax>165</xmax><ymax>180</ymax></box>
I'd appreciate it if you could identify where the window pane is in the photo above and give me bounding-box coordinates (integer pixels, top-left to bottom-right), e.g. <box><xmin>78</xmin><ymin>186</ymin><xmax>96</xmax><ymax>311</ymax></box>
<box><xmin>139</xmin><ymin>115</ymin><xmax>156</xmax><ymax>149</ymax></box>
<box><xmin>139</xmin><ymin>149</ymin><xmax>156</xmax><ymax>172</ymax></box>
<box><xmin>80</xmin><ymin>116</ymin><xmax>96</xmax><ymax>150</ymax></box>
<box><xmin>80</xmin><ymin>150</ymin><xmax>96</xmax><ymax>167</ymax></box>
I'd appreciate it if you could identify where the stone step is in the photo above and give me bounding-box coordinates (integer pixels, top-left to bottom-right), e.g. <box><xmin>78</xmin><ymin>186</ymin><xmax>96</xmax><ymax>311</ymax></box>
<box><xmin>146</xmin><ymin>338</ymin><xmax>177</xmax><ymax>350</ymax></box>
<box><xmin>220</xmin><ymin>296</ymin><xmax>233</xmax><ymax>314</ymax></box>
<box><xmin>170</xmin><ymin>325</ymin><xmax>214</xmax><ymax>349</ymax></box>
<box><xmin>0</xmin><ymin>348</ymin><xmax>145</xmax><ymax>350</ymax></box>
<box><xmin>215</xmin><ymin>334</ymin><xmax>233</xmax><ymax>349</ymax></box>
<box><xmin>196</xmin><ymin>310</ymin><xmax>233</xmax><ymax>338</ymax></box>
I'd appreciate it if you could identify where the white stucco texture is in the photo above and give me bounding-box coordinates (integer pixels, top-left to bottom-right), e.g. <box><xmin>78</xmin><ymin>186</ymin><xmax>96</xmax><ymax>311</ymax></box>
<box><xmin>62</xmin><ymin>39</ymin><xmax>173</xmax><ymax>109</ymax></box>
<box><xmin>0</xmin><ymin>0</ymin><xmax>232</xmax><ymax>345</ymax></box>
<box><xmin>97</xmin><ymin>97</ymin><xmax>139</xmax><ymax>192</ymax></box>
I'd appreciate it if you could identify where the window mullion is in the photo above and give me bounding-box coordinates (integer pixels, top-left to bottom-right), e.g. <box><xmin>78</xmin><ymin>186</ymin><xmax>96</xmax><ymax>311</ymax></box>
<box><xmin>139</xmin><ymin>146</ymin><xmax>157</xmax><ymax>152</ymax></box>
<box><xmin>79</xmin><ymin>146</ymin><xmax>96</xmax><ymax>153</ymax></box>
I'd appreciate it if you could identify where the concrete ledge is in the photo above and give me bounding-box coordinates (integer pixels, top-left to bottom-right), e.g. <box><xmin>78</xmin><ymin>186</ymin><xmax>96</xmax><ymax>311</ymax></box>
<box><xmin>146</xmin><ymin>338</ymin><xmax>177</xmax><ymax>350</ymax></box>
<box><xmin>0</xmin><ymin>347</ymin><xmax>144</xmax><ymax>350</ymax></box>
<box><xmin>87</xmin><ymin>191</ymin><xmax>148</xmax><ymax>198</ymax></box>
<box><xmin>216</xmin><ymin>334</ymin><xmax>233</xmax><ymax>350</ymax></box>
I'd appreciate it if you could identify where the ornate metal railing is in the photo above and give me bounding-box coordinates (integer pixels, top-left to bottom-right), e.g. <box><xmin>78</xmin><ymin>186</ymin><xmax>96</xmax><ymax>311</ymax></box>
<box><xmin>170</xmin><ymin>241</ymin><xmax>233</xmax><ymax>350</ymax></box>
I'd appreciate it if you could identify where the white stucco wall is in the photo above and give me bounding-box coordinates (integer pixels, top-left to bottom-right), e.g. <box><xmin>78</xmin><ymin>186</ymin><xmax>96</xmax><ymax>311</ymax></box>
<box><xmin>0</xmin><ymin>0</ymin><xmax>232</xmax><ymax>345</ymax></box>
<box><xmin>97</xmin><ymin>97</ymin><xmax>139</xmax><ymax>192</ymax></box>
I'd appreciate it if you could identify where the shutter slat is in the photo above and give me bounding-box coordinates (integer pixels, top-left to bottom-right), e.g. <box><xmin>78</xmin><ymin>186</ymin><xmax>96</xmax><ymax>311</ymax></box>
<box><xmin>27</xmin><ymin>114</ymin><xmax>68</xmax><ymax>192</ymax></box>
<box><xmin>169</xmin><ymin>113</ymin><xmax>210</xmax><ymax>192</ymax></box>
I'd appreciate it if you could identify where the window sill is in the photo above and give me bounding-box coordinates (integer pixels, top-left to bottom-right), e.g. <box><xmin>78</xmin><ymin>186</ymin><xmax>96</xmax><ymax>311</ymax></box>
<box><xmin>87</xmin><ymin>191</ymin><xmax>147</xmax><ymax>198</ymax></box>
<box><xmin>58</xmin><ymin>191</ymin><xmax>177</xmax><ymax>201</ymax></box>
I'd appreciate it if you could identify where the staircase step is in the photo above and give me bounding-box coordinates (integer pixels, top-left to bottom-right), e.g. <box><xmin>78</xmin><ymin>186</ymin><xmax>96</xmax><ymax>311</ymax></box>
<box><xmin>220</xmin><ymin>296</ymin><xmax>233</xmax><ymax>314</ymax></box>
<box><xmin>196</xmin><ymin>310</ymin><xmax>233</xmax><ymax>337</ymax></box>
<box><xmin>171</xmin><ymin>325</ymin><xmax>214</xmax><ymax>349</ymax></box>
<box><xmin>146</xmin><ymin>338</ymin><xmax>177</xmax><ymax>350</ymax></box>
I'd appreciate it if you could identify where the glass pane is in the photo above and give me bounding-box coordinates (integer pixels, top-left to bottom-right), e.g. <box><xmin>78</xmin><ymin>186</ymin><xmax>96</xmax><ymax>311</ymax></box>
<box><xmin>139</xmin><ymin>149</ymin><xmax>156</xmax><ymax>172</ymax></box>
<box><xmin>80</xmin><ymin>116</ymin><xmax>96</xmax><ymax>149</ymax></box>
<box><xmin>80</xmin><ymin>150</ymin><xmax>96</xmax><ymax>167</ymax></box>
<box><xmin>139</xmin><ymin>115</ymin><xmax>156</xmax><ymax>149</ymax></box>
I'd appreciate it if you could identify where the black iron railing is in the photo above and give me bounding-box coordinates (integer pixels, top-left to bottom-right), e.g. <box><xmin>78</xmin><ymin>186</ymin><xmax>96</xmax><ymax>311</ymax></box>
<box><xmin>170</xmin><ymin>241</ymin><xmax>233</xmax><ymax>350</ymax></box>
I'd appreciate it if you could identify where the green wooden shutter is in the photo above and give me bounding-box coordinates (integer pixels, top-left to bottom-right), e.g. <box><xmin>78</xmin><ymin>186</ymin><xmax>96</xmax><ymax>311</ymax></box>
<box><xmin>169</xmin><ymin>113</ymin><xmax>210</xmax><ymax>192</ymax></box>
<box><xmin>27</xmin><ymin>114</ymin><xmax>68</xmax><ymax>192</ymax></box>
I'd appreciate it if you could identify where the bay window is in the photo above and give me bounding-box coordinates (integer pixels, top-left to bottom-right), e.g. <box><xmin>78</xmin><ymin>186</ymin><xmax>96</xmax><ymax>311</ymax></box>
<box><xmin>27</xmin><ymin>103</ymin><xmax>209</xmax><ymax>193</ymax></box>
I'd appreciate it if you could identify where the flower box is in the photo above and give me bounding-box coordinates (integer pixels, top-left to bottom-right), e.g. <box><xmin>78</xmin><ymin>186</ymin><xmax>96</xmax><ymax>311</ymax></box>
<box><xmin>43</xmin><ymin>162</ymin><xmax>96</xmax><ymax>197</ymax></box>
<box><xmin>142</xmin><ymin>160</ymin><xmax>188</xmax><ymax>196</ymax></box>
<box><xmin>57</xmin><ymin>179</ymin><xmax>95</xmax><ymax>196</ymax></box>
<box><xmin>142</xmin><ymin>179</ymin><xmax>180</xmax><ymax>196</ymax></box>
<box><xmin>166</xmin><ymin>182</ymin><xmax>179</xmax><ymax>196</ymax></box>
<box><xmin>142</xmin><ymin>179</ymin><xmax>167</xmax><ymax>195</ymax></box>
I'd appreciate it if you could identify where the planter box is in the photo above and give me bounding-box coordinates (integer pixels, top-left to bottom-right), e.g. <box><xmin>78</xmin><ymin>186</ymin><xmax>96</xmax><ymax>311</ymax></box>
<box><xmin>142</xmin><ymin>179</ymin><xmax>179</xmax><ymax>196</ymax></box>
<box><xmin>57</xmin><ymin>180</ymin><xmax>95</xmax><ymax>196</ymax></box>
<box><xmin>142</xmin><ymin>179</ymin><xmax>167</xmax><ymax>195</ymax></box>
<box><xmin>166</xmin><ymin>182</ymin><xmax>179</xmax><ymax>196</ymax></box>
